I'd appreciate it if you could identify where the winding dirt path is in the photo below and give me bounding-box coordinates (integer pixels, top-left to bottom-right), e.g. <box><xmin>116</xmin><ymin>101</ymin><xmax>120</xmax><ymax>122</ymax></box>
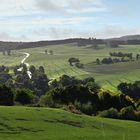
<box><xmin>18</xmin><ymin>52</ymin><xmax>32</xmax><ymax>78</ymax></box>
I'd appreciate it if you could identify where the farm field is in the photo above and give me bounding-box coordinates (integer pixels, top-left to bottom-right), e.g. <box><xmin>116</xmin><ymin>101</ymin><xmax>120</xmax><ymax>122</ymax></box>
<box><xmin>1</xmin><ymin>44</ymin><xmax>140</xmax><ymax>91</ymax></box>
<box><xmin>0</xmin><ymin>106</ymin><xmax>140</xmax><ymax>140</ymax></box>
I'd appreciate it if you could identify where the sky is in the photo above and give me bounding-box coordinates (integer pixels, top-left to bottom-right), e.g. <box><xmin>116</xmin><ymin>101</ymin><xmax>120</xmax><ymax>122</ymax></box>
<box><xmin>0</xmin><ymin>0</ymin><xmax>140</xmax><ymax>41</ymax></box>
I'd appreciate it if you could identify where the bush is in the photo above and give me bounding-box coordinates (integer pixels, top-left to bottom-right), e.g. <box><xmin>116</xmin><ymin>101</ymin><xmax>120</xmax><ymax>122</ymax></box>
<box><xmin>120</xmin><ymin>106</ymin><xmax>136</xmax><ymax>120</ymax></box>
<box><xmin>98</xmin><ymin>108</ymin><xmax>120</xmax><ymax>119</ymax></box>
<box><xmin>81</xmin><ymin>102</ymin><xmax>93</xmax><ymax>115</ymax></box>
<box><xmin>39</xmin><ymin>94</ymin><xmax>55</xmax><ymax>107</ymax></box>
<box><xmin>0</xmin><ymin>85</ymin><xmax>14</xmax><ymax>106</ymax></box>
<box><xmin>15</xmin><ymin>88</ymin><xmax>34</xmax><ymax>105</ymax></box>
<box><xmin>74</xmin><ymin>100</ymin><xmax>94</xmax><ymax>115</ymax></box>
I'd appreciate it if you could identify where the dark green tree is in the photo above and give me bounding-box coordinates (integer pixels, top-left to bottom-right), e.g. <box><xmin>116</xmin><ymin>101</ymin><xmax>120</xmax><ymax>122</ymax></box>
<box><xmin>15</xmin><ymin>88</ymin><xmax>34</xmax><ymax>105</ymax></box>
<box><xmin>0</xmin><ymin>85</ymin><xmax>14</xmax><ymax>105</ymax></box>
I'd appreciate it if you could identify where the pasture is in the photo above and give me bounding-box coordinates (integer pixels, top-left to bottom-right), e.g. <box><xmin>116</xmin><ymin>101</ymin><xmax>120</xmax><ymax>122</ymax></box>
<box><xmin>0</xmin><ymin>106</ymin><xmax>140</xmax><ymax>140</ymax></box>
<box><xmin>1</xmin><ymin>44</ymin><xmax>140</xmax><ymax>91</ymax></box>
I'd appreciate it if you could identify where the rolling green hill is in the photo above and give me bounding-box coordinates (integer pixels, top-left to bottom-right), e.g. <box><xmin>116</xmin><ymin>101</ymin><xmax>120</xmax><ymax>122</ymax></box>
<box><xmin>1</xmin><ymin>44</ymin><xmax>140</xmax><ymax>91</ymax></box>
<box><xmin>0</xmin><ymin>106</ymin><xmax>139</xmax><ymax>140</ymax></box>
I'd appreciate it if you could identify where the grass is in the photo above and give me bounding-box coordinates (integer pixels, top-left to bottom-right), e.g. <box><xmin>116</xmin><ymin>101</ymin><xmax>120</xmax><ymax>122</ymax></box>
<box><xmin>0</xmin><ymin>51</ymin><xmax>25</xmax><ymax>67</ymax></box>
<box><xmin>0</xmin><ymin>106</ymin><xmax>139</xmax><ymax>140</ymax></box>
<box><xmin>1</xmin><ymin>44</ymin><xmax>140</xmax><ymax>91</ymax></box>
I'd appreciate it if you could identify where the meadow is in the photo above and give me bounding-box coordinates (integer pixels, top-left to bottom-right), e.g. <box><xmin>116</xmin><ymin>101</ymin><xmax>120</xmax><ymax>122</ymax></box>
<box><xmin>0</xmin><ymin>106</ymin><xmax>140</xmax><ymax>140</ymax></box>
<box><xmin>1</xmin><ymin>44</ymin><xmax>140</xmax><ymax>91</ymax></box>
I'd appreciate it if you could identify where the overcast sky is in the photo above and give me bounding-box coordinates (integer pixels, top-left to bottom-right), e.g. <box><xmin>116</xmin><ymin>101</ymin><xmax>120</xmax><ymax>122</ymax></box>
<box><xmin>0</xmin><ymin>0</ymin><xmax>140</xmax><ymax>41</ymax></box>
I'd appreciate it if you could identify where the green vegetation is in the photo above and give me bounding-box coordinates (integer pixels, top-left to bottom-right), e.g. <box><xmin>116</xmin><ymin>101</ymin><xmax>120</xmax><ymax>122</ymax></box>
<box><xmin>0</xmin><ymin>42</ymin><xmax>140</xmax><ymax>139</ymax></box>
<box><xmin>0</xmin><ymin>64</ymin><xmax>139</xmax><ymax>121</ymax></box>
<box><xmin>0</xmin><ymin>106</ymin><xmax>139</xmax><ymax>140</ymax></box>
<box><xmin>1</xmin><ymin>44</ymin><xmax>140</xmax><ymax>91</ymax></box>
<box><xmin>8</xmin><ymin>44</ymin><xmax>140</xmax><ymax>91</ymax></box>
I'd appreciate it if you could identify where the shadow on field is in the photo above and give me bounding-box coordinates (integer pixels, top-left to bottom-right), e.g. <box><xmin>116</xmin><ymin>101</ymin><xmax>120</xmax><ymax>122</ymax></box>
<box><xmin>0</xmin><ymin>121</ymin><xmax>44</xmax><ymax>134</ymax></box>
<box><xmin>56</xmin><ymin>119</ymin><xmax>84</xmax><ymax>128</ymax></box>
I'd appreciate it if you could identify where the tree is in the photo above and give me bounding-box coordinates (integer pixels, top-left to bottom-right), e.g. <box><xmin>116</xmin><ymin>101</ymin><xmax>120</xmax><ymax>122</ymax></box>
<box><xmin>101</xmin><ymin>58</ymin><xmax>113</xmax><ymax>64</ymax></box>
<box><xmin>39</xmin><ymin>66</ymin><xmax>45</xmax><ymax>74</ymax></box>
<box><xmin>5</xmin><ymin>67</ymin><xmax>9</xmax><ymax>73</ymax></box>
<box><xmin>68</xmin><ymin>57</ymin><xmax>80</xmax><ymax>66</ymax></box>
<box><xmin>32</xmin><ymin>73</ymin><xmax>49</xmax><ymax>94</ymax></box>
<box><xmin>45</xmin><ymin>50</ymin><xmax>47</xmax><ymax>54</ymax></box>
<box><xmin>0</xmin><ymin>85</ymin><xmax>14</xmax><ymax>105</ymax></box>
<box><xmin>96</xmin><ymin>58</ymin><xmax>100</xmax><ymax>65</ymax></box>
<box><xmin>2</xmin><ymin>51</ymin><xmax>5</xmax><ymax>56</ymax></box>
<box><xmin>29</xmin><ymin>65</ymin><xmax>36</xmax><ymax>74</ymax></box>
<box><xmin>49</xmin><ymin>50</ymin><xmax>53</xmax><ymax>55</ymax></box>
<box><xmin>7</xmin><ymin>49</ymin><xmax>11</xmax><ymax>56</ymax></box>
<box><xmin>136</xmin><ymin>54</ymin><xmax>140</xmax><ymax>60</ymax></box>
<box><xmin>15</xmin><ymin>88</ymin><xmax>34</xmax><ymax>105</ymax></box>
<box><xmin>117</xmin><ymin>83</ymin><xmax>128</xmax><ymax>95</ymax></box>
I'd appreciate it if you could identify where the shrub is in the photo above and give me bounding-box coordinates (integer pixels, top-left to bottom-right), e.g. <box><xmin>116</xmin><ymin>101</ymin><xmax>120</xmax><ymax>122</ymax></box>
<box><xmin>98</xmin><ymin>108</ymin><xmax>120</xmax><ymax>119</ymax></box>
<box><xmin>39</xmin><ymin>94</ymin><xmax>55</xmax><ymax>107</ymax></box>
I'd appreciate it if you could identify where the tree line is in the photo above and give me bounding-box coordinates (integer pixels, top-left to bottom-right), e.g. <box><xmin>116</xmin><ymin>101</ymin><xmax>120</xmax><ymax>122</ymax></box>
<box><xmin>96</xmin><ymin>52</ymin><xmax>140</xmax><ymax>65</ymax></box>
<box><xmin>109</xmin><ymin>52</ymin><xmax>133</xmax><ymax>58</ymax></box>
<box><xmin>0</xmin><ymin>64</ymin><xmax>140</xmax><ymax>121</ymax></box>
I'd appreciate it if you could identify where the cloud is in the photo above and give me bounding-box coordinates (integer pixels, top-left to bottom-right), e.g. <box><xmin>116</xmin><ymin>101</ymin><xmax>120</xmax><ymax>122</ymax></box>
<box><xmin>0</xmin><ymin>32</ymin><xmax>28</xmax><ymax>41</ymax></box>
<box><xmin>29</xmin><ymin>26</ymin><xmax>140</xmax><ymax>41</ymax></box>
<box><xmin>0</xmin><ymin>0</ymin><xmax>139</xmax><ymax>41</ymax></box>
<box><xmin>35</xmin><ymin>0</ymin><xmax>107</xmax><ymax>14</ymax></box>
<box><xmin>94</xmin><ymin>26</ymin><xmax>140</xmax><ymax>38</ymax></box>
<box><xmin>0</xmin><ymin>0</ymin><xmax>35</xmax><ymax>17</ymax></box>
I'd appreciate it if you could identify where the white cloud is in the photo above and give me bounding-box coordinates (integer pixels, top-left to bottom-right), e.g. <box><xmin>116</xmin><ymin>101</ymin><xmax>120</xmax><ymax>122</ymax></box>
<box><xmin>0</xmin><ymin>0</ymin><xmax>139</xmax><ymax>41</ymax></box>
<box><xmin>94</xmin><ymin>26</ymin><xmax>140</xmax><ymax>38</ymax></box>
<box><xmin>0</xmin><ymin>0</ymin><xmax>35</xmax><ymax>17</ymax></box>
<box><xmin>35</xmin><ymin>0</ymin><xmax>107</xmax><ymax>14</ymax></box>
<box><xmin>0</xmin><ymin>32</ymin><xmax>28</xmax><ymax>41</ymax></box>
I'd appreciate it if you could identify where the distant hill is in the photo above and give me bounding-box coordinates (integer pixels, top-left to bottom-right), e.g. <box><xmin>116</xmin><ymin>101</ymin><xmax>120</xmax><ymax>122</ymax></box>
<box><xmin>0</xmin><ymin>38</ymin><xmax>104</xmax><ymax>51</ymax></box>
<box><xmin>109</xmin><ymin>35</ymin><xmax>140</xmax><ymax>41</ymax></box>
<box><xmin>0</xmin><ymin>35</ymin><xmax>140</xmax><ymax>51</ymax></box>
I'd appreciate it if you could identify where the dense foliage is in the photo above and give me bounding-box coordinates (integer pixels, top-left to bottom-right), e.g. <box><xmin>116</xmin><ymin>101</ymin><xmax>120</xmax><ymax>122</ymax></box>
<box><xmin>95</xmin><ymin>51</ymin><xmax>138</xmax><ymax>65</ymax></box>
<box><xmin>0</xmin><ymin>64</ymin><xmax>140</xmax><ymax>121</ymax></box>
<box><xmin>118</xmin><ymin>81</ymin><xmax>140</xmax><ymax>99</ymax></box>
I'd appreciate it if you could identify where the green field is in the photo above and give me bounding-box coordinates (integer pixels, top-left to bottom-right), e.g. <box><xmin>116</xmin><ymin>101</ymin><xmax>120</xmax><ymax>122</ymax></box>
<box><xmin>1</xmin><ymin>44</ymin><xmax>140</xmax><ymax>91</ymax></box>
<box><xmin>0</xmin><ymin>106</ymin><xmax>139</xmax><ymax>140</ymax></box>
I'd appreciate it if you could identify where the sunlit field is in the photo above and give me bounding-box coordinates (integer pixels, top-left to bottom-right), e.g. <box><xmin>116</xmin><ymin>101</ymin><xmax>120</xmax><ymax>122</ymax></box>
<box><xmin>1</xmin><ymin>44</ymin><xmax>140</xmax><ymax>91</ymax></box>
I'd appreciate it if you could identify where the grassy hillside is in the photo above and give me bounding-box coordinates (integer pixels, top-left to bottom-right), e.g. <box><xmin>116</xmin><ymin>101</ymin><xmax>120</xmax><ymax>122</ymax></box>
<box><xmin>1</xmin><ymin>44</ymin><xmax>140</xmax><ymax>91</ymax></box>
<box><xmin>0</xmin><ymin>106</ymin><xmax>139</xmax><ymax>140</ymax></box>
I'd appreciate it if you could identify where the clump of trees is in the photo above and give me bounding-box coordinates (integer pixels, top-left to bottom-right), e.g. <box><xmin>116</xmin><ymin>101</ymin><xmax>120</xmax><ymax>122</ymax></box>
<box><xmin>40</xmin><ymin>85</ymin><xmax>137</xmax><ymax>119</ymax></box>
<box><xmin>68</xmin><ymin>57</ymin><xmax>84</xmax><ymax>68</ymax></box>
<box><xmin>96</xmin><ymin>52</ymin><xmax>140</xmax><ymax>65</ymax></box>
<box><xmin>2</xmin><ymin>49</ymin><xmax>11</xmax><ymax>56</ymax></box>
<box><xmin>49</xmin><ymin>75</ymin><xmax>99</xmax><ymax>91</ymax></box>
<box><xmin>98</xmin><ymin>106</ymin><xmax>140</xmax><ymax>121</ymax></box>
<box><xmin>44</xmin><ymin>50</ymin><xmax>53</xmax><ymax>55</ymax></box>
<box><xmin>77</xmin><ymin>38</ymin><xmax>104</xmax><ymax>47</ymax></box>
<box><xmin>96</xmin><ymin>52</ymin><xmax>134</xmax><ymax>65</ymax></box>
<box><xmin>109</xmin><ymin>52</ymin><xmax>133</xmax><ymax>59</ymax></box>
<box><xmin>118</xmin><ymin>81</ymin><xmax>140</xmax><ymax>99</ymax></box>
<box><xmin>96</xmin><ymin>57</ymin><xmax>131</xmax><ymax>65</ymax></box>
<box><xmin>15</xmin><ymin>65</ymin><xmax>49</xmax><ymax>96</ymax></box>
